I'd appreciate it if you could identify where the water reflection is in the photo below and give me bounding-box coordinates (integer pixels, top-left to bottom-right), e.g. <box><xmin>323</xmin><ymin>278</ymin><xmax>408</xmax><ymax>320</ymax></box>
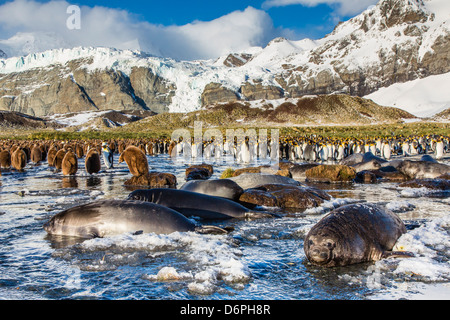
<box><xmin>86</xmin><ymin>176</ymin><xmax>101</xmax><ymax>187</ymax></box>
<box><xmin>61</xmin><ymin>176</ymin><xmax>78</xmax><ymax>188</ymax></box>
<box><xmin>44</xmin><ymin>234</ymin><xmax>87</xmax><ymax>249</ymax></box>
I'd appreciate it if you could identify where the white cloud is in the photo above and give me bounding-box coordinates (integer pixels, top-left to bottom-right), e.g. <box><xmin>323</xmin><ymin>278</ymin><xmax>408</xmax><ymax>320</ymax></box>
<box><xmin>262</xmin><ymin>0</ymin><xmax>379</xmax><ymax>16</ymax></box>
<box><xmin>0</xmin><ymin>0</ymin><xmax>286</xmax><ymax>60</ymax></box>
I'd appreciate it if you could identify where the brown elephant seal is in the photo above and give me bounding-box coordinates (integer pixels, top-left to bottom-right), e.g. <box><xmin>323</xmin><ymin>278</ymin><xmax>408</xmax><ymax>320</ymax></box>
<box><xmin>304</xmin><ymin>203</ymin><xmax>413</xmax><ymax>267</ymax></box>
<box><xmin>43</xmin><ymin>199</ymin><xmax>228</xmax><ymax>238</ymax></box>
<box><xmin>339</xmin><ymin>153</ymin><xmax>364</xmax><ymax>166</ymax></box>
<box><xmin>350</xmin><ymin>159</ymin><xmax>382</xmax><ymax>173</ymax></box>
<box><xmin>397</xmin><ymin>160</ymin><xmax>449</xmax><ymax>179</ymax></box>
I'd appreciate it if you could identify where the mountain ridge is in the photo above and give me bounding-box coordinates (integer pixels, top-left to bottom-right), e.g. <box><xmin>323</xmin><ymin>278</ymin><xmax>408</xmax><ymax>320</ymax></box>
<box><xmin>0</xmin><ymin>0</ymin><xmax>449</xmax><ymax>119</ymax></box>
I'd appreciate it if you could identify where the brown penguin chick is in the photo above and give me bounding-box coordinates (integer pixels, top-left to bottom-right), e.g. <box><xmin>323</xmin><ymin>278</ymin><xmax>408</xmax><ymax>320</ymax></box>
<box><xmin>85</xmin><ymin>148</ymin><xmax>101</xmax><ymax>174</ymax></box>
<box><xmin>118</xmin><ymin>142</ymin><xmax>126</xmax><ymax>154</ymax></box>
<box><xmin>39</xmin><ymin>144</ymin><xmax>47</xmax><ymax>161</ymax></box>
<box><xmin>11</xmin><ymin>148</ymin><xmax>27</xmax><ymax>172</ymax></box>
<box><xmin>53</xmin><ymin>149</ymin><xmax>67</xmax><ymax>171</ymax></box>
<box><xmin>168</xmin><ymin>141</ymin><xmax>176</xmax><ymax>157</ymax></box>
<box><xmin>62</xmin><ymin>150</ymin><xmax>78</xmax><ymax>176</ymax></box>
<box><xmin>109</xmin><ymin>141</ymin><xmax>116</xmax><ymax>154</ymax></box>
<box><xmin>75</xmin><ymin>143</ymin><xmax>84</xmax><ymax>158</ymax></box>
<box><xmin>30</xmin><ymin>145</ymin><xmax>43</xmax><ymax>164</ymax></box>
<box><xmin>0</xmin><ymin>150</ymin><xmax>11</xmax><ymax>168</ymax></box>
<box><xmin>47</xmin><ymin>147</ymin><xmax>58</xmax><ymax>167</ymax></box>
<box><xmin>118</xmin><ymin>146</ymin><xmax>149</xmax><ymax>177</ymax></box>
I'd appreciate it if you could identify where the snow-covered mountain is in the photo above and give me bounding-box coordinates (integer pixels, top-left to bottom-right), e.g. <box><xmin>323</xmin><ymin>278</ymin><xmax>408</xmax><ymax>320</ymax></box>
<box><xmin>0</xmin><ymin>32</ymin><xmax>71</xmax><ymax>58</ymax></box>
<box><xmin>0</xmin><ymin>0</ymin><xmax>449</xmax><ymax>119</ymax></box>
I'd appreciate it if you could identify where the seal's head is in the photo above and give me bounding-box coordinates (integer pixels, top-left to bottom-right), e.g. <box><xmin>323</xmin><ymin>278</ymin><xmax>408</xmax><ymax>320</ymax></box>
<box><xmin>304</xmin><ymin>234</ymin><xmax>337</xmax><ymax>266</ymax></box>
<box><xmin>43</xmin><ymin>217</ymin><xmax>55</xmax><ymax>234</ymax></box>
<box><xmin>127</xmin><ymin>189</ymin><xmax>156</xmax><ymax>202</ymax></box>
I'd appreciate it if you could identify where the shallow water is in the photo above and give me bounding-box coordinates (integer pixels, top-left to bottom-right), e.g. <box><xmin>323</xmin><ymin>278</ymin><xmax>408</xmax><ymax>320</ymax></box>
<box><xmin>0</xmin><ymin>153</ymin><xmax>449</xmax><ymax>300</ymax></box>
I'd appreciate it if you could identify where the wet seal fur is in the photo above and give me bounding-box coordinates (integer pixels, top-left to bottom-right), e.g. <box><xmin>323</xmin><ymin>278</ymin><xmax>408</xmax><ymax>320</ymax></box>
<box><xmin>397</xmin><ymin>160</ymin><xmax>449</xmax><ymax>179</ymax></box>
<box><xmin>43</xmin><ymin>199</ymin><xmax>227</xmax><ymax>238</ymax></box>
<box><xmin>127</xmin><ymin>188</ymin><xmax>277</xmax><ymax>220</ymax></box>
<box><xmin>180</xmin><ymin>179</ymin><xmax>244</xmax><ymax>201</ymax></box>
<box><xmin>304</xmin><ymin>203</ymin><xmax>413</xmax><ymax>267</ymax></box>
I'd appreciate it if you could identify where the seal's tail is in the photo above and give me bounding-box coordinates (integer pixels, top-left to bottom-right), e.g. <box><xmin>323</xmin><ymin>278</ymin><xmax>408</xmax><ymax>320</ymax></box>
<box><xmin>382</xmin><ymin>251</ymin><xmax>415</xmax><ymax>259</ymax></box>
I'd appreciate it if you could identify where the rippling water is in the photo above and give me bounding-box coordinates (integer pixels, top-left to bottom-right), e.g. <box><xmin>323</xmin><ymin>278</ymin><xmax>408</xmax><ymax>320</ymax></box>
<box><xmin>0</xmin><ymin>154</ymin><xmax>449</xmax><ymax>300</ymax></box>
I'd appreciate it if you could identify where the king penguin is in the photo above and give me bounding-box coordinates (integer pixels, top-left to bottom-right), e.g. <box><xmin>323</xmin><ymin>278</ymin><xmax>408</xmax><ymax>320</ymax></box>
<box><xmin>102</xmin><ymin>142</ymin><xmax>114</xmax><ymax>169</ymax></box>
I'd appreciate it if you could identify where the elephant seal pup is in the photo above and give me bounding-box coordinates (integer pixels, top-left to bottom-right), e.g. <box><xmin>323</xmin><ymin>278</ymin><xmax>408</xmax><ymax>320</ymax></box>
<box><xmin>339</xmin><ymin>153</ymin><xmax>364</xmax><ymax>166</ymax></box>
<box><xmin>304</xmin><ymin>203</ymin><xmax>413</xmax><ymax>267</ymax></box>
<box><xmin>180</xmin><ymin>179</ymin><xmax>244</xmax><ymax>201</ymax></box>
<box><xmin>228</xmin><ymin>173</ymin><xmax>301</xmax><ymax>190</ymax></box>
<box><xmin>362</xmin><ymin>151</ymin><xmax>387</xmax><ymax>163</ymax></box>
<box><xmin>397</xmin><ymin>160</ymin><xmax>449</xmax><ymax>179</ymax></box>
<box><xmin>350</xmin><ymin>159</ymin><xmax>382</xmax><ymax>173</ymax></box>
<box><xmin>127</xmin><ymin>188</ymin><xmax>276</xmax><ymax>220</ymax></box>
<box><xmin>43</xmin><ymin>199</ymin><xmax>227</xmax><ymax>238</ymax></box>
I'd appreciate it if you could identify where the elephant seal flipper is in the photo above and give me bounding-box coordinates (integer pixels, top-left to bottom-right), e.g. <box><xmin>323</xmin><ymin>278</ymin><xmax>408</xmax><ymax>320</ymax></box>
<box><xmin>245</xmin><ymin>211</ymin><xmax>282</xmax><ymax>219</ymax></box>
<box><xmin>382</xmin><ymin>251</ymin><xmax>415</xmax><ymax>259</ymax></box>
<box><xmin>195</xmin><ymin>225</ymin><xmax>230</xmax><ymax>235</ymax></box>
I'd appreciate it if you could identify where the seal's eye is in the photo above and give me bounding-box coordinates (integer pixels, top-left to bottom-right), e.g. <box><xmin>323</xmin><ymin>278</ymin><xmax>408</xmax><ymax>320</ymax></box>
<box><xmin>326</xmin><ymin>240</ymin><xmax>335</xmax><ymax>249</ymax></box>
<box><xmin>308</xmin><ymin>240</ymin><xmax>314</xmax><ymax>246</ymax></box>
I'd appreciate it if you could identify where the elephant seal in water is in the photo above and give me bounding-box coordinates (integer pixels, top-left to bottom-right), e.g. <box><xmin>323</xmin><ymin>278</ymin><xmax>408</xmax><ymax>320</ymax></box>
<box><xmin>180</xmin><ymin>179</ymin><xmax>244</xmax><ymax>201</ymax></box>
<box><xmin>228</xmin><ymin>173</ymin><xmax>301</xmax><ymax>190</ymax></box>
<box><xmin>397</xmin><ymin>160</ymin><xmax>449</xmax><ymax>179</ymax></box>
<box><xmin>127</xmin><ymin>188</ymin><xmax>276</xmax><ymax>220</ymax></box>
<box><xmin>304</xmin><ymin>203</ymin><xmax>413</xmax><ymax>267</ymax></box>
<box><xmin>43</xmin><ymin>199</ymin><xmax>227</xmax><ymax>238</ymax></box>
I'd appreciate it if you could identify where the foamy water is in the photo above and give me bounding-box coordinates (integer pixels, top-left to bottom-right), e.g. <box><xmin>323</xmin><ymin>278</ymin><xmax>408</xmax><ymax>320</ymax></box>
<box><xmin>0</xmin><ymin>154</ymin><xmax>449</xmax><ymax>299</ymax></box>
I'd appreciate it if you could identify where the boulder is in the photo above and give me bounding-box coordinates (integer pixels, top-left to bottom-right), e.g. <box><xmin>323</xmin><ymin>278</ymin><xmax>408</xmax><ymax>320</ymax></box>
<box><xmin>124</xmin><ymin>171</ymin><xmax>177</xmax><ymax>188</ymax></box>
<box><xmin>239</xmin><ymin>183</ymin><xmax>331</xmax><ymax>210</ymax></box>
<box><xmin>355</xmin><ymin>170</ymin><xmax>378</xmax><ymax>183</ymax></box>
<box><xmin>372</xmin><ymin>169</ymin><xmax>410</xmax><ymax>182</ymax></box>
<box><xmin>305</xmin><ymin>164</ymin><xmax>356</xmax><ymax>183</ymax></box>
<box><xmin>185</xmin><ymin>164</ymin><xmax>213</xmax><ymax>181</ymax></box>
<box><xmin>398</xmin><ymin>179</ymin><xmax>450</xmax><ymax>190</ymax></box>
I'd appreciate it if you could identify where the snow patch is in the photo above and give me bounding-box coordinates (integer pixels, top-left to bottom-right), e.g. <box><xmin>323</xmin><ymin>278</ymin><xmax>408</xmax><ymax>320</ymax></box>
<box><xmin>365</xmin><ymin>72</ymin><xmax>450</xmax><ymax>117</ymax></box>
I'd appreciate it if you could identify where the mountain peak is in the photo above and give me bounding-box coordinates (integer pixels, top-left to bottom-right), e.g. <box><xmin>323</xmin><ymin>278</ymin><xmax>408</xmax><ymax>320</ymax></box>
<box><xmin>0</xmin><ymin>49</ymin><xmax>6</xmax><ymax>59</ymax></box>
<box><xmin>0</xmin><ymin>0</ymin><xmax>449</xmax><ymax>118</ymax></box>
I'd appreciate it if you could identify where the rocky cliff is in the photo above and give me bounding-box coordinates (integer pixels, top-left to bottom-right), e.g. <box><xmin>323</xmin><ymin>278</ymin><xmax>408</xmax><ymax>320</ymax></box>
<box><xmin>0</xmin><ymin>0</ymin><xmax>448</xmax><ymax>118</ymax></box>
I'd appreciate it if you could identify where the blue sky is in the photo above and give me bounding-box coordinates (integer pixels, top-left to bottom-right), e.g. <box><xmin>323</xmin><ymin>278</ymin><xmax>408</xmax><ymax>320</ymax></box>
<box><xmin>62</xmin><ymin>0</ymin><xmax>341</xmax><ymax>39</ymax></box>
<box><xmin>0</xmin><ymin>0</ymin><xmax>379</xmax><ymax>60</ymax></box>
